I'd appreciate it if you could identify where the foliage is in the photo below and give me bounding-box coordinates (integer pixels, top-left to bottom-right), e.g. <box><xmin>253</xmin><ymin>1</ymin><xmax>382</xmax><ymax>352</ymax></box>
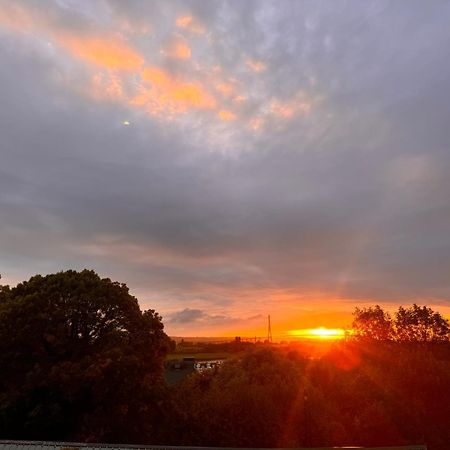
<box><xmin>171</xmin><ymin>343</ymin><xmax>450</xmax><ymax>450</ymax></box>
<box><xmin>172</xmin><ymin>348</ymin><xmax>308</xmax><ymax>447</ymax></box>
<box><xmin>0</xmin><ymin>274</ymin><xmax>10</xmax><ymax>301</ymax></box>
<box><xmin>0</xmin><ymin>270</ymin><xmax>171</xmax><ymax>442</ymax></box>
<box><xmin>352</xmin><ymin>303</ymin><xmax>450</xmax><ymax>342</ymax></box>
<box><xmin>395</xmin><ymin>304</ymin><xmax>450</xmax><ymax>342</ymax></box>
<box><xmin>352</xmin><ymin>305</ymin><xmax>393</xmax><ymax>340</ymax></box>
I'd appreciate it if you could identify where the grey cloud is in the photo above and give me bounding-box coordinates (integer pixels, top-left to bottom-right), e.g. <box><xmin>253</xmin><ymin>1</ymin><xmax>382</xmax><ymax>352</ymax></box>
<box><xmin>168</xmin><ymin>308</ymin><xmax>206</xmax><ymax>323</ymax></box>
<box><xmin>168</xmin><ymin>308</ymin><xmax>231</xmax><ymax>325</ymax></box>
<box><xmin>1</xmin><ymin>1</ymin><xmax>450</xmax><ymax>333</ymax></box>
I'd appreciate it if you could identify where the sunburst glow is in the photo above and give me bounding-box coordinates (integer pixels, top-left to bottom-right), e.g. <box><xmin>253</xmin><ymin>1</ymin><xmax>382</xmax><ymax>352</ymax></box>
<box><xmin>289</xmin><ymin>327</ymin><xmax>346</xmax><ymax>340</ymax></box>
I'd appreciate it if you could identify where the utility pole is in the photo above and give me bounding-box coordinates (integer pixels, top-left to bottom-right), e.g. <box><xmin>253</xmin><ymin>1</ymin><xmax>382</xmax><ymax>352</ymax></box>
<box><xmin>267</xmin><ymin>314</ymin><xmax>273</xmax><ymax>343</ymax></box>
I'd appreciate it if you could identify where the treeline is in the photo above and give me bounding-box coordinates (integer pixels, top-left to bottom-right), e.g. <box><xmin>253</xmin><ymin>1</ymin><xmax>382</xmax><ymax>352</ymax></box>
<box><xmin>352</xmin><ymin>304</ymin><xmax>450</xmax><ymax>341</ymax></box>
<box><xmin>1</xmin><ymin>270</ymin><xmax>450</xmax><ymax>449</ymax></box>
<box><xmin>171</xmin><ymin>343</ymin><xmax>450</xmax><ymax>449</ymax></box>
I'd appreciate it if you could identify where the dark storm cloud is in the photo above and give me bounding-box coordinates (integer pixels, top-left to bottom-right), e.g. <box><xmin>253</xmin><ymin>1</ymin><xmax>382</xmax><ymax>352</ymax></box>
<box><xmin>1</xmin><ymin>0</ymin><xmax>450</xmax><ymax>332</ymax></box>
<box><xmin>168</xmin><ymin>308</ymin><xmax>230</xmax><ymax>325</ymax></box>
<box><xmin>169</xmin><ymin>308</ymin><xmax>206</xmax><ymax>323</ymax></box>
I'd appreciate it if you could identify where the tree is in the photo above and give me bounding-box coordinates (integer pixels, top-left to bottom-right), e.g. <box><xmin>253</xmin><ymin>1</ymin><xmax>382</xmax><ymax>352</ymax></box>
<box><xmin>0</xmin><ymin>274</ymin><xmax>9</xmax><ymax>301</ymax></box>
<box><xmin>394</xmin><ymin>304</ymin><xmax>450</xmax><ymax>342</ymax></box>
<box><xmin>0</xmin><ymin>269</ymin><xmax>171</xmax><ymax>442</ymax></box>
<box><xmin>173</xmin><ymin>348</ymin><xmax>313</xmax><ymax>448</ymax></box>
<box><xmin>351</xmin><ymin>305</ymin><xmax>393</xmax><ymax>340</ymax></box>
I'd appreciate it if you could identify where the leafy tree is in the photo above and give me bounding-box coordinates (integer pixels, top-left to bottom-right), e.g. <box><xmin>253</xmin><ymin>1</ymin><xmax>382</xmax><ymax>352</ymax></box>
<box><xmin>394</xmin><ymin>304</ymin><xmax>450</xmax><ymax>342</ymax></box>
<box><xmin>0</xmin><ymin>274</ymin><xmax>9</xmax><ymax>301</ymax></box>
<box><xmin>0</xmin><ymin>269</ymin><xmax>171</xmax><ymax>442</ymax></box>
<box><xmin>352</xmin><ymin>305</ymin><xmax>393</xmax><ymax>340</ymax></box>
<box><xmin>174</xmin><ymin>348</ymin><xmax>307</xmax><ymax>447</ymax></box>
<box><xmin>172</xmin><ymin>341</ymin><xmax>450</xmax><ymax>450</ymax></box>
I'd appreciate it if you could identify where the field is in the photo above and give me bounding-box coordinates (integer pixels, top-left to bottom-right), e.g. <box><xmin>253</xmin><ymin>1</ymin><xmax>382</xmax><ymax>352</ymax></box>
<box><xmin>166</xmin><ymin>351</ymin><xmax>232</xmax><ymax>361</ymax></box>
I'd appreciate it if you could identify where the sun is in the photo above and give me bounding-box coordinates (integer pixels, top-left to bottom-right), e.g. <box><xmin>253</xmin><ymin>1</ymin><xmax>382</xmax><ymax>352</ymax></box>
<box><xmin>289</xmin><ymin>327</ymin><xmax>346</xmax><ymax>340</ymax></box>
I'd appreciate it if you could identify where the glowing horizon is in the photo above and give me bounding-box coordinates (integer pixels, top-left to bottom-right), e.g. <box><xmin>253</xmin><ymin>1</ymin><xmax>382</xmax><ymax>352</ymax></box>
<box><xmin>289</xmin><ymin>327</ymin><xmax>347</xmax><ymax>340</ymax></box>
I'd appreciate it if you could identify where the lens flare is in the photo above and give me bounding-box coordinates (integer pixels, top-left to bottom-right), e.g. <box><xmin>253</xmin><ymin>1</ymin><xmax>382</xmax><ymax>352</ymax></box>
<box><xmin>289</xmin><ymin>327</ymin><xmax>346</xmax><ymax>340</ymax></box>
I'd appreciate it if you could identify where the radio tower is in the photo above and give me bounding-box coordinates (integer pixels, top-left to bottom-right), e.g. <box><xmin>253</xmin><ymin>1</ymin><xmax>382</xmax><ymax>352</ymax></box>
<box><xmin>267</xmin><ymin>315</ymin><xmax>273</xmax><ymax>343</ymax></box>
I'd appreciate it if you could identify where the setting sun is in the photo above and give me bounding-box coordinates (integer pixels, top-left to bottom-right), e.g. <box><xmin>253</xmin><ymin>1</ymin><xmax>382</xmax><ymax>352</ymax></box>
<box><xmin>289</xmin><ymin>327</ymin><xmax>347</xmax><ymax>340</ymax></box>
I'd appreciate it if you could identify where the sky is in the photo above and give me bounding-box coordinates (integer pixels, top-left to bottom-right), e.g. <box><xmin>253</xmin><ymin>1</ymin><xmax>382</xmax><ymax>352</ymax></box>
<box><xmin>1</xmin><ymin>0</ymin><xmax>450</xmax><ymax>338</ymax></box>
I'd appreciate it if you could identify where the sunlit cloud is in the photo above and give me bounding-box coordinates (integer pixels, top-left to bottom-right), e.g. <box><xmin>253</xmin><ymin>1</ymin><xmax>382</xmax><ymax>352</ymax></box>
<box><xmin>218</xmin><ymin>110</ymin><xmax>237</xmax><ymax>121</ymax></box>
<box><xmin>269</xmin><ymin>92</ymin><xmax>313</xmax><ymax>119</ymax></box>
<box><xmin>175</xmin><ymin>15</ymin><xmax>205</xmax><ymax>34</ymax></box>
<box><xmin>0</xmin><ymin>1</ymin><xmax>318</xmax><ymax>129</ymax></box>
<box><xmin>60</xmin><ymin>35</ymin><xmax>144</xmax><ymax>70</ymax></box>
<box><xmin>0</xmin><ymin>3</ymin><xmax>36</xmax><ymax>33</ymax></box>
<box><xmin>270</xmin><ymin>101</ymin><xmax>296</xmax><ymax>119</ymax></box>
<box><xmin>0</xmin><ymin>3</ymin><xmax>144</xmax><ymax>71</ymax></box>
<box><xmin>90</xmin><ymin>72</ymin><xmax>125</xmax><ymax>100</ymax></box>
<box><xmin>215</xmin><ymin>82</ymin><xmax>234</xmax><ymax>96</ymax></box>
<box><xmin>249</xmin><ymin>117</ymin><xmax>264</xmax><ymax>131</ymax></box>
<box><xmin>131</xmin><ymin>66</ymin><xmax>216</xmax><ymax>116</ymax></box>
<box><xmin>246</xmin><ymin>59</ymin><xmax>267</xmax><ymax>73</ymax></box>
<box><xmin>233</xmin><ymin>95</ymin><xmax>246</xmax><ymax>103</ymax></box>
<box><xmin>162</xmin><ymin>37</ymin><xmax>192</xmax><ymax>60</ymax></box>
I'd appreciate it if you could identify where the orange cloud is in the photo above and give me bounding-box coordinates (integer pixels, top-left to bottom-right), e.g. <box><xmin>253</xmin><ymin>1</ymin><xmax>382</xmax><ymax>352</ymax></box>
<box><xmin>90</xmin><ymin>72</ymin><xmax>124</xmax><ymax>101</ymax></box>
<box><xmin>60</xmin><ymin>35</ymin><xmax>144</xmax><ymax>70</ymax></box>
<box><xmin>218</xmin><ymin>110</ymin><xmax>236</xmax><ymax>121</ymax></box>
<box><xmin>163</xmin><ymin>38</ymin><xmax>192</xmax><ymax>60</ymax></box>
<box><xmin>0</xmin><ymin>3</ymin><xmax>35</xmax><ymax>32</ymax></box>
<box><xmin>233</xmin><ymin>95</ymin><xmax>246</xmax><ymax>103</ymax></box>
<box><xmin>270</xmin><ymin>101</ymin><xmax>297</xmax><ymax>118</ymax></box>
<box><xmin>215</xmin><ymin>82</ymin><xmax>234</xmax><ymax>95</ymax></box>
<box><xmin>176</xmin><ymin>16</ymin><xmax>192</xmax><ymax>27</ymax></box>
<box><xmin>246</xmin><ymin>59</ymin><xmax>266</xmax><ymax>72</ymax></box>
<box><xmin>0</xmin><ymin>5</ymin><xmax>144</xmax><ymax>71</ymax></box>
<box><xmin>270</xmin><ymin>94</ymin><xmax>312</xmax><ymax>119</ymax></box>
<box><xmin>131</xmin><ymin>66</ymin><xmax>216</xmax><ymax>116</ymax></box>
<box><xmin>141</xmin><ymin>67</ymin><xmax>169</xmax><ymax>85</ymax></box>
<box><xmin>249</xmin><ymin>117</ymin><xmax>264</xmax><ymax>131</ymax></box>
<box><xmin>174</xmin><ymin>41</ymin><xmax>191</xmax><ymax>59</ymax></box>
<box><xmin>172</xmin><ymin>84</ymin><xmax>211</xmax><ymax>105</ymax></box>
<box><xmin>175</xmin><ymin>15</ymin><xmax>205</xmax><ymax>34</ymax></box>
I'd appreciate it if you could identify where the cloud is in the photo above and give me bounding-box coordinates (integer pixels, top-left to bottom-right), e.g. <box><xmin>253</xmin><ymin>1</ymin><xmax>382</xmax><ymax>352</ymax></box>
<box><xmin>218</xmin><ymin>110</ymin><xmax>236</xmax><ymax>121</ymax></box>
<box><xmin>60</xmin><ymin>34</ymin><xmax>144</xmax><ymax>70</ymax></box>
<box><xmin>175</xmin><ymin>15</ymin><xmax>205</xmax><ymax>34</ymax></box>
<box><xmin>1</xmin><ymin>0</ymin><xmax>450</xmax><ymax>337</ymax></box>
<box><xmin>162</xmin><ymin>37</ymin><xmax>192</xmax><ymax>60</ymax></box>
<box><xmin>131</xmin><ymin>66</ymin><xmax>217</xmax><ymax>115</ymax></box>
<box><xmin>246</xmin><ymin>59</ymin><xmax>266</xmax><ymax>73</ymax></box>
<box><xmin>168</xmin><ymin>308</ymin><xmax>231</xmax><ymax>325</ymax></box>
<box><xmin>169</xmin><ymin>308</ymin><xmax>206</xmax><ymax>323</ymax></box>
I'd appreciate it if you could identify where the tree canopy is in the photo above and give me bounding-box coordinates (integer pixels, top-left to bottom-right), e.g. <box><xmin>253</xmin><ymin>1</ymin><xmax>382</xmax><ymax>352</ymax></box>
<box><xmin>395</xmin><ymin>304</ymin><xmax>450</xmax><ymax>342</ymax></box>
<box><xmin>352</xmin><ymin>305</ymin><xmax>393</xmax><ymax>340</ymax></box>
<box><xmin>352</xmin><ymin>304</ymin><xmax>450</xmax><ymax>342</ymax></box>
<box><xmin>0</xmin><ymin>269</ymin><xmax>171</xmax><ymax>442</ymax></box>
<box><xmin>172</xmin><ymin>343</ymin><xmax>450</xmax><ymax>449</ymax></box>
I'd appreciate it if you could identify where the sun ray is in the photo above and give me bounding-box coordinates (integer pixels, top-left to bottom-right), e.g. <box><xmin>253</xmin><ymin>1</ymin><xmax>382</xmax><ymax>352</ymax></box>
<box><xmin>289</xmin><ymin>327</ymin><xmax>347</xmax><ymax>340</ymax></box>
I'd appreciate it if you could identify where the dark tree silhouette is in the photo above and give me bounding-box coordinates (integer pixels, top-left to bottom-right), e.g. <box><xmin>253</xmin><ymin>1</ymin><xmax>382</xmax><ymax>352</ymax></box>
<box><xmin>0</xmin><ymin>269</ymin><xmax>171</xmax><ymax>442</ymax></box>
<box><xmin>352</xmin><ymin>305</ymin><xmax>393</xmax><ymax>340</ymax></box>
<box><xmin>395</xmin><ymin>304</ymin><xmax>450</xmax><ymax>342</ymax></box>
<box><xmin>352</xmin><ymin>304</ymin><xmax>450</xmax><ymax>343</ymax></box>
